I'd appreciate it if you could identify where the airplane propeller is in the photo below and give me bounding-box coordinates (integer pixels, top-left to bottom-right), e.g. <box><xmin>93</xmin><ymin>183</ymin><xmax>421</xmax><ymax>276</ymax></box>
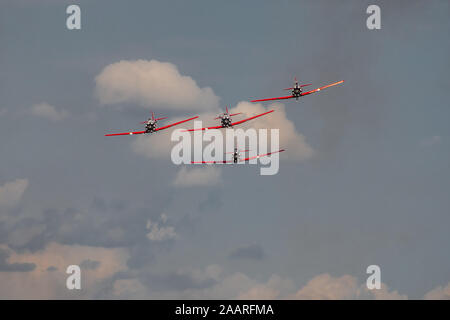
<box><xmin>140</xmin><ymin>112</ymin><xmax>168</xmax><ymax>123</ymax></box>
<box><xmin>214</xmin><ymin>106</ymin><xmax>242</xmax><ymax>119</ymax></box>
<box><xmin>284</xmin><ymin>77</ymin><xmax>312</xmax><ymax>90</ymax></box>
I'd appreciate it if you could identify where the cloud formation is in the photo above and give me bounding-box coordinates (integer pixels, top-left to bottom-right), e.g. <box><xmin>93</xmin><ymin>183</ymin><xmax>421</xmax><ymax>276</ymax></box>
<box><xmin>0</xmin><ymin>178</ymin><xmax>28</xmax><ymax>207</ymax></box>
<box><xmin>237</xmin><ymin>274</ymin><xmax>293</xmax><ymax>300</ymax></box>
<box><xmin>173</xmin><ymin>166</ymin><xmax>222</xmax><ymax>187</ymax></box>
<box><xmin>291</xmin><ymin>273</ymin><xmax>359</xmax><ymax>299</ymax></box>
<box><xmin>111</xmin><ymin>268</ymin><xmax>411</xmax><ymax>300</ymax></box>
<box><xmin>30</xmin><ymin>102</ymin><xmax>69</xmax><ymax>121</ymax></box>
<box><xmin>80</xmin><ymin>259</ymin><xmax>101</xmax><ymax>270</ymax></box>
<box><xmin>424</xmin><ymin>282</ymin><xmax>450</xmax><ymax>300</ymax></box>
<box><xmin>0</xmin><ymin>242</ymin><xmax>128</xmax><ymax>299</ymax></box>
<box><xmin>95</xmin><ymin>59</ymin><xmax>220</xmax><ymax>111</ymax></box>
<box><xmin>290</xmin><ymin>274</ymin><xmax>407</xmax><ymax>300</ymax></box>
<box><xmin>146</xmin><ymin>214</ymin><xmax>177</xmax><ymax>242</ymax></box>
<box><xmin>0</xmin><ymin>248</ymin><xmax>35</xmax><ymax>272</ymax></box>
<box><xmin>131</xmin><ymin>127</ymin><xmax>176</xmax><ymax>160</ymax></box>
<box><xmin>0</xmin><ymin>195</ymin><xmax>168</xmax><ymax>252</ymax></box>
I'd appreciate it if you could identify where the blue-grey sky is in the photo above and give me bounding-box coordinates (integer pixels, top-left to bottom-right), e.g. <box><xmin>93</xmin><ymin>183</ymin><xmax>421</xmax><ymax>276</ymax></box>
<box><xmin>0</xmin><ymin>0</ymin><xmax>449</xmax><ymax>299</ymax></box>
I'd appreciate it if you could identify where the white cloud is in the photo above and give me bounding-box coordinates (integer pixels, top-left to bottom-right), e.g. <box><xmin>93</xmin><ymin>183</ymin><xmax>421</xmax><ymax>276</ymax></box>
<box><xmin>424</xmin><ymin>282</ymin><xmax>450</xmax><ymax>300</ymax></box>
<box><xmin>146</xmin><ymin>213</ymin><xmax>177</xmax><ymax>242</ymax></box>
<box><xmin>231</xmin><ymin>101</ymin><xmax>314</xmax><ymax>162</ymax></box>
<box><xmin>229</xmin><ymin>273</ymin><xmax>407</xmax><ymax>300</ymax></box>
<box><xmin>291</xmin><ymin>274</ymin><xmax>359</xmax><ymax>299</ymax></box>
<box><xmin>237</xmin><ymin>274</ymin><xmax>295</xmax><ymax>300</ymax></box>
<box><xmin>173</xmin><ymin>166</ymin><xmax>222</xmax><ymax>187</ymax></box>
<box><xmin>95</xmin><ymin>59</ymin><xmax>220</xmax><ymax>111</ymax></box>
<box><xmin>113</xmin><ymin>278</ymin><xmax>149</xmax><ymax>298</ymax></box>
<box><xmin>237</xmin><ymin>286</ymin><xmax>280</xmax><ymax>300</ymax></box>
<box><xmin>130</xmin><ymin>269</ymin><xmax>408</xmax><ymax>300</ymax></box>
<box><xmin>0</xmin><ymin>242</ymin><xmax>128</xmax><ymax>299</ymax></box>
<box><xmin>368</xmin><ymin>284</ymin><xmax>408</xmax><ymax>300</ymax></box>
<box><xmin>0</xmin><ymin>179</ymin><xmax>28</xmax><ymax>207</ymax></box>
<box><xmin>131</xmin><ymin>128</ymin><xmax>175</xmax><ymax>160</ymax></box>
<box><xmin>290</xmin><ymin>273</ymin><xmax>407</xmax><ymax>300</ymax></box>
<box><xmin>138</xmin><ymin>269</ymin><xmax>255</xmax><ymax>299</ymax></box>
<box><xmin>30</xmin><ymin>102</ymin><xmax>69</xmax><ymax>121</ymax></box>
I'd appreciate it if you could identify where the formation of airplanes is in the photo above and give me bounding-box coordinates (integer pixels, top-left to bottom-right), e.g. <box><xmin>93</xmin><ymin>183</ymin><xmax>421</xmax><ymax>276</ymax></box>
<box><xmin>105</xmin><ymin>77</ymin><xmax>344</xmax><ymax>163</ymax></box>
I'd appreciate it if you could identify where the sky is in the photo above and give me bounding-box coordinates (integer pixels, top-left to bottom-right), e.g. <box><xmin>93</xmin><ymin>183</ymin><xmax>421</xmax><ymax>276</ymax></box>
<box><xmin>0</xmin><ymin>0</ymin><xmax>449</xmax><ymax>299</ymax></box>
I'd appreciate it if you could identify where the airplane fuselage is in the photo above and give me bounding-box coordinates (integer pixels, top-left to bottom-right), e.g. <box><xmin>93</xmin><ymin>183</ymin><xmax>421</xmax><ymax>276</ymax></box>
<box><xmin>292</xmin><ymin>87</ymin><xmax>302</xmax><ymax>97</ymax></box>
<box><xmin>221</xmin><ymin>114</ymin><xmax>233</xmax><ymax>128</ymax></box>
<box><xmin>145</xmin><ymin>119</ymin><xmax>157</xmax><ymax>133</ymax></box>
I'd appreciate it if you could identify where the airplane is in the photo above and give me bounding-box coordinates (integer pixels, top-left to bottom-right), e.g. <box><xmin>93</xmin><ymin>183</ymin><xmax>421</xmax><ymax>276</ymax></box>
<box><xmin>105</xmin><ymin>112</ymin><xmax>198</xmax><ymax>136</ymax></box>
<box><xmin>191</xmin><ymin>147</ymin><xmax>285</xmax><ymax>164</ymax></box>
<box><xmin>184</xmin><ymin>106</ymin><xmax>274</xmax><ymax>132</ymax></box>
<box><xmin>251</xmin><ymin>78</ymin><xmax>344</xmax><ymax>103</ymax></box>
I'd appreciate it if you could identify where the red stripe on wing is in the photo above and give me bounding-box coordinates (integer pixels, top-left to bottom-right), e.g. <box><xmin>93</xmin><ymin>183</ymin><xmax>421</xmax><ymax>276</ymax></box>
<box><xmin>105</xmin><ymin>131</ymin><xmax>146</xmax><ymax>137</ymax></box>
<box><xmin>191</xmin><ymin>160</ymin><xmax>232</xmax><ymax>164</ymax></box>
<box><xmin>184</xmin><ymin>125</ymin><xmax>223</xmax><ymax>132</ymax></box>
<box><xmin>231</xmin><ymin>110</ymin><xmax>274</xmax><ymax>126</ymax></box>
<box><xmin>250</xmin><ymin>96</ymin><xmax>294</xmax><ymax>103</ymax></box>
<box><xmin>240</xmin><ymin>149</ymin><xmax>285</xmax><ymax>162</ymax></box>
<box><xmin>301</xmin><ymin>80</ymin><xmax>344</xmax><ymax>96</ymax></box>
<box><xmin>155</xmin><ymin>116</ymin><xmax>199</xmax><ymax>131</ymax></box>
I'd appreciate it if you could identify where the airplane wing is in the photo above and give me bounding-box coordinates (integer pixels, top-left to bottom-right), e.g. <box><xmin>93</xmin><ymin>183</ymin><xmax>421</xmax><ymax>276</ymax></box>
<box><xmin>105</xmin><ymin>131</ymin><xmax>146</xmax><ymax>137</ymax></box>
<box><xmin>105</xmin><ymin>116</ymin><xmax>198</xmax><ymax>136</ymax></box>
<box><xmin>250</xmin><ymin>80</ymin><xmax>344</xmax><ymax>102</ymax></box>
<box><xmin>239</xmin><ymin>149</ymin><xmax>285</xmax><ymax>162</ymax></box>
<box><xmin>230</xmin><ymin>110</ymin><xmax>274</xmax><ymax>126</ymax></box>
<box><xmin>184</xmin><ymin>125</ymin><xmax>224</xmax><ymax>132</ymax></box>
<box><xmin>300</xmin><ymin>80</ymin><xmax>344</xmax><ymax>97</ymax></box>
<box><xmin>191</xmin><ymin>160</ymin><xmax>233</xmax><ymax>164</ymax></box>
<box><xmin>250</xmin><ymin>95</ymin><xmax>294</xmax><ymax>103</ymax></box>
<box><xmin>154</xmin><ymin>116</ymin><xmax>199</xmax><ymax>131</ymax></box>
